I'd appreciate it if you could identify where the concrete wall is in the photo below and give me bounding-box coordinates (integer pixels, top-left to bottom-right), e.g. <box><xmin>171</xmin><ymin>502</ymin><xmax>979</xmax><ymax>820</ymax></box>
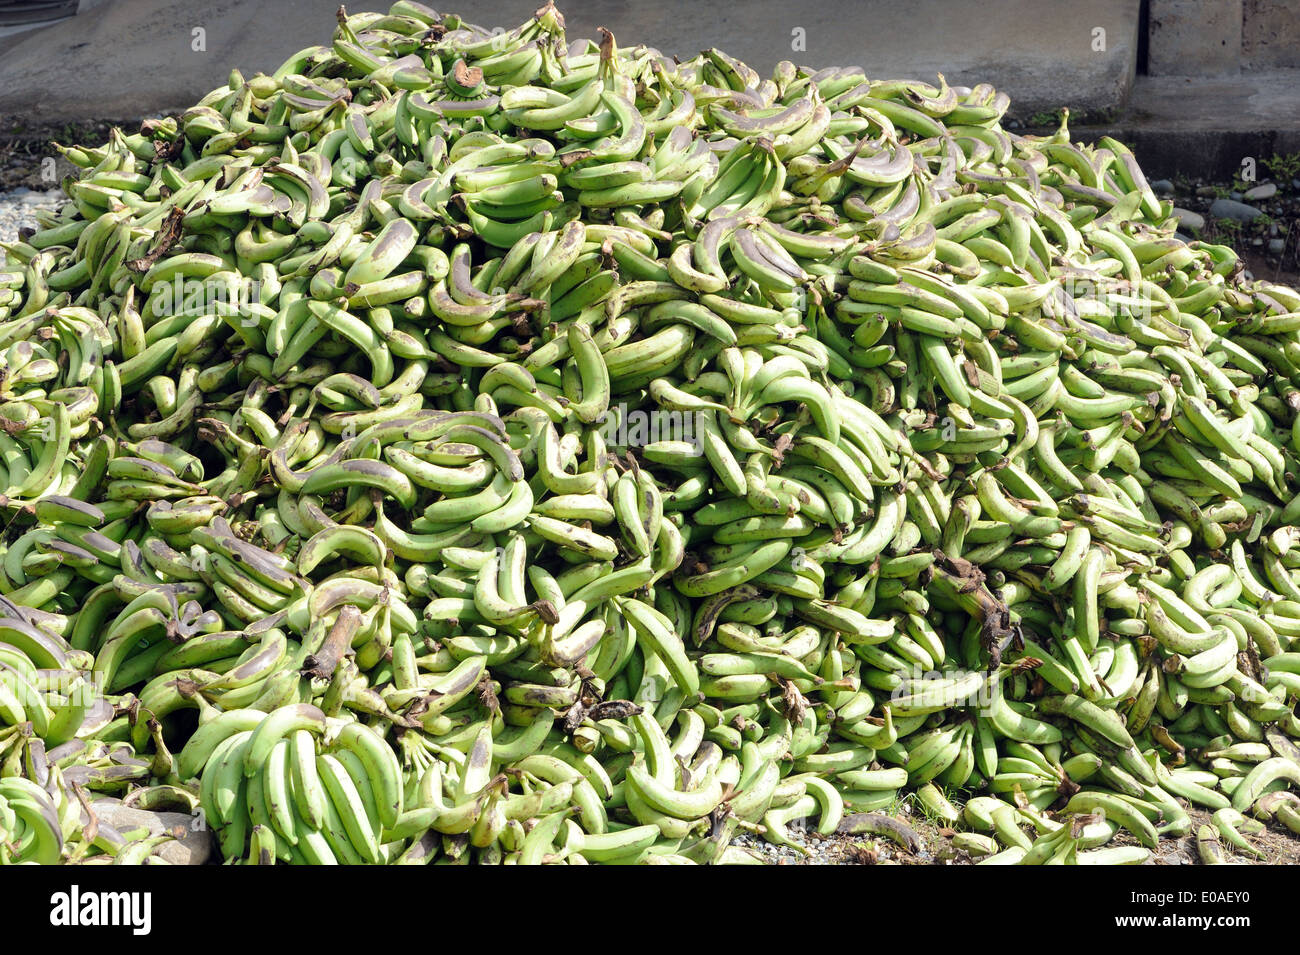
<box><xmin>1147</xmin><ymin>0</ymin><xmax>1300</xmax><ymax>74</ymax></box>
<box><xmin>1243</xmin><ymin>0</ymin><xmax>1300</xmax><ymax>68</ymax></box>
<box><xmin>1148</xmin><ymin>0</ymin><xmax>1243</xmax><ymax>76</ymax></box>
<box><xmin>0</xmin><ymin>0</ymin><xmax>1139</xmax><ymax>121</ymax></box>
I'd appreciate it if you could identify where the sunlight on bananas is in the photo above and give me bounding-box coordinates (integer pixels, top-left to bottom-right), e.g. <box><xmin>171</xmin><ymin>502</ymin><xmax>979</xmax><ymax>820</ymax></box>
<box><xmin>2</xmin><ymin>1</ymin><xmax>1300</xmax><ymax>866</ymax></box>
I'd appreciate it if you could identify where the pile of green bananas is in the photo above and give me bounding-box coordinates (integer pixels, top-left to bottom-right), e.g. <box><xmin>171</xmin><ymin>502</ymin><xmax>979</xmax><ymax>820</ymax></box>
<box><xmin>2</xmin><ymin>1</ymin><xmax>1300</xmax><ymax>865</ymax></box>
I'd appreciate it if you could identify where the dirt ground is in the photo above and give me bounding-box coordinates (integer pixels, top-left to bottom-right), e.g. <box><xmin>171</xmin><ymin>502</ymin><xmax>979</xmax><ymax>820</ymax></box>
<box><xmin>0</xmin><ymin>116</ymin><xmax>116</xmax><ymax>189</ymax></box>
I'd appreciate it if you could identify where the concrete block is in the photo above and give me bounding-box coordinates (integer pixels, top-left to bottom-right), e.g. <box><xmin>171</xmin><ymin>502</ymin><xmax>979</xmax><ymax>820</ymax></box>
<box><xmin>1074</xmin><ymin>70</ymin><xmax>1300</xmax><ymax>179</ymax></box>
<box><xmin>1243</xmin><ymin>0</ymin><xmax>1300</xmax><ymax>69</ymax></box>
<box><xmin>1148</xmin><ymin>0</ymin><xmax>1242</xmax><ymax>76</ymax></box>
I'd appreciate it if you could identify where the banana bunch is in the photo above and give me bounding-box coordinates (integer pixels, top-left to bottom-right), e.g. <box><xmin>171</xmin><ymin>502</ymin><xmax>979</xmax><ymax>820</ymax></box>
<box><xmin>187</xmin><ymin>704</ymin><xmax>408</xmax><ymax>864</ymax></box>
<box><xmin>0</xmin><ymin>604</ymin><xmax>104</xmax><ymax>756</ymax></box>
<box><xmin>2</xmin><ymin>0</ymin><xmax>1300</xmax><ymax>866</ymax></box>
<box><xmin>0</xmin><ymin>772</ymin><xmax>66</xmax><ymax>864</ymax></box>
<box><xmin>0</xmin><ymin>729</ymin><xmax>114</xmax><ymax>864</ymax></box>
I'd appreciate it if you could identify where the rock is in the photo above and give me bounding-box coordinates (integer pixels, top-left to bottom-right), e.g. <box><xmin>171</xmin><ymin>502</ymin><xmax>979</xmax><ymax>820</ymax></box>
<box><xmin>1196</xmin><ymin>185</ymin><xmax>1219</xmax><ymax>198</ymax></box>
<box><xmin>1269</xmin><ymin>238</ymin><xmax>1286</xmax><ymax>255</ymax></box>
<box><xmin>1244</xmin><ymin>182</ymin><xmax>1277</xmax><ymax>201</ymax></box>
<box><xmin>1229</xmin><ymin>191</ymin><xmax>1243</xmax><ymax>201</ymax></box>
<box><xmin>1208</xmin><ymin>198</ymin><xmax>1264</xmax><ymax>223</ymax></box>
<box><xmin>1151</xmin><ymin>179</ymin><xmax>1174</xmax><ymax>196</ymax></box>
<box><xmin>1252</xmin><ymin>237</ymin><xmax>1264</xmax><ymax>246</ymax></box>
<box><xmin>88</xmin><ymin>800</ymin><xmax>215</xmax><ymax>865</ymax></box>
<box><xmin>1293</xmin><ymin>179</ymin><xmax>1300</xmax><ymax>190</ymax></box>
<box><xmin>1172</xmin><ymin>207</ymin><xmax>1205</xmax><ymax>232</ymax></box>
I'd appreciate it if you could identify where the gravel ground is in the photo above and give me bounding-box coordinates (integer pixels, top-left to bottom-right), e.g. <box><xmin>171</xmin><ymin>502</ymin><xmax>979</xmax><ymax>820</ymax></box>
<box><xmin>0</xmin><ymin>115</ymin><xmax>117</xmax><ymax>241</ymax></box>
<box><xmin>731</xmin><ymin>801</ymin><xmax>1300</xmax><ymax>866</ymax></box>
<box><xmin>0</xmin><ymin>185</ymin><xmax>64</xmax><ymax>242</ymax></box>
<box><xmin>1150</xmin><ymin>172</ymin><xmax>1300</xmax><ymax>288</ymax></box>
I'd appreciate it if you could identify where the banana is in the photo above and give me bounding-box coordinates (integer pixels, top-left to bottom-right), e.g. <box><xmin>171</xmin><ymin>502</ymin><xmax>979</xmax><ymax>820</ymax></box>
<box><xmin>626</xmin><ymin>763</ymin><xmax>725</xmax><ymax>821</ymax></box>
<box><xmin>317</xmin><ymin>752</ymin><xmax>381</xmax><ymax>863</ymax></box>
<box><xmin>288</xmin><ymin>728</ymin><xmax>328</xmax><ymax>831</ymax></box>
<box><xmin>566</xmin><ymin>321</ymin><xmax>610</xmax><ymax>424</ymax></box>
<box><xmin>263</xmin><ymin>738</ymin><xmax>299</xmax><ymax>845</ymax></box>
<box><xmin>243</xmin><ymin>704</ymin><xmax>327</xmax><ymax>778</ymax></box>
<box><xmin>331</xmin><ymin>721</ymin><xmax>403</xmax><ymax>829</ymax></box>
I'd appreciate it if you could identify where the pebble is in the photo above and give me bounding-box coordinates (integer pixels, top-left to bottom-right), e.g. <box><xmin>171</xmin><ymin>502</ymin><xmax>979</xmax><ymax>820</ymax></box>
<box><xmin>1269</xmin><ymin>238</ymin><xmax>1286</xmax><ymax>255</ymax></box>
<box><xmin>1244</xmin><ymin>182</ymin><xmax>1277</xmax><ymax>200</ymax></box>
<box><xmin>1151</xmin><ymin>179</ymin><xmax>1174</xmax><ymax>196</ymax></box>
<box><xmin>1171</xmin><ymin>207</ymin><xmax>1204</xmax><ymax>231</ymax></box>
<box><xmin>1208</xmin><ymin>198</ymin><xmax>1265</xmax><ymax>222</ymax></box>
<box><xmin>1196</xmin><ymin>185</ymin><xmax>1220</xmax><ymax>198</ymax></box>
